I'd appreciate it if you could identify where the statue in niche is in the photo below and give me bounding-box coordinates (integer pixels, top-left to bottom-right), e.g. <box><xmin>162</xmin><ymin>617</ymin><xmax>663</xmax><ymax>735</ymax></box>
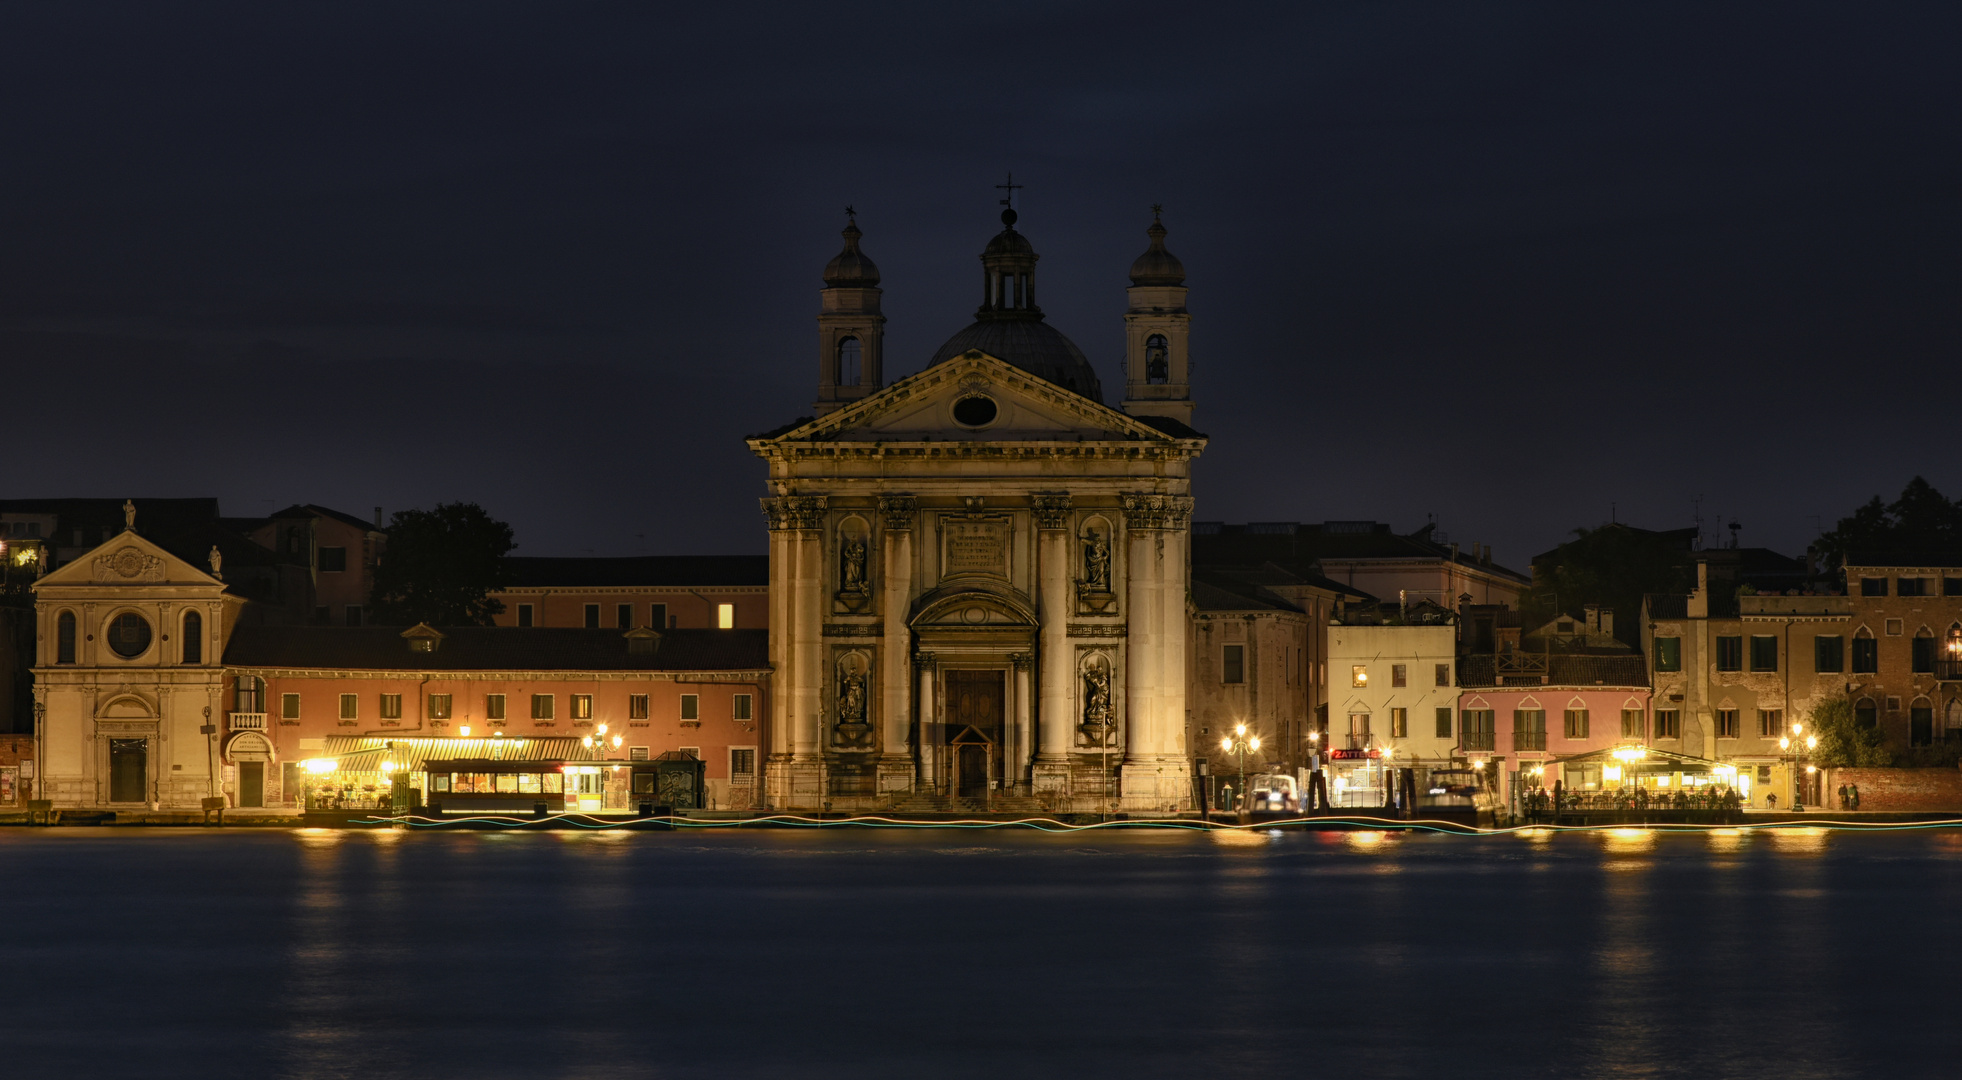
<box><xmin>835</xmin><ymin>534</ymin><xmax>871</xmax><ymax>612</ymax></box>
<box><xmin>1076</xmin><ymin>526</ymin><xmax>1115</xmax><ymax>612</ymax></box>
<box><xmin>839</xmin><ymin>669</ymin><xmax>867</xmax><ymax>722</ymax></box>
<box><xmin>842</xmin><ymin>537</ymin><xmax>867</xmax><ymax>593</ymax></box>
<box><xmin>1082</xmin><ymin>661</ymin><xmax>1113</xmax><ymax>735</ymax></box>
<box><xmin>1081</xmin><ymin>528</ymin><xmax>1110</xmax><ymax>590</ymax></box>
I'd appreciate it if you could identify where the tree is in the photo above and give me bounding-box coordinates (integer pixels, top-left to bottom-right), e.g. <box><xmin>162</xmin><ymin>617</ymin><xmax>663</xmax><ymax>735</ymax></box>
<box><xmin>1814</xmin><ymin>476</ymin><xmax>1962</xmax><ymax>572</ymax></box>
<box><xmin>368</xmin><ymin>503</ymin><xmax>517</xmax><ymax>626</ymax></box>
<box><xmin>1806</xmin><ymin>692</ymin><xmax>1891</xmax><ymax>768</ymax></box>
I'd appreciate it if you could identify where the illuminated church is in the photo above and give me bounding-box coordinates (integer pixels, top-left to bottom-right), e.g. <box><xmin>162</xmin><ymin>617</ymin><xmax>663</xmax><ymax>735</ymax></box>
<box><xmin>747</xmin><ymin>201</ymin><xmax>1205</xmax><ymax>812</ymax></box>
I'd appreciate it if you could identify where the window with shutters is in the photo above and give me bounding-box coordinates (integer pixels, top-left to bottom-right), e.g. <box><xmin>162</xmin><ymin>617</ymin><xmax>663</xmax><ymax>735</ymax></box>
<box><xmin>1749</xmin><ymin>636</ymin><xmax>1778</xmax><ymax>672</ymax></box>
<box><xmin>1435</xmin><ymin>707</ymin><xmax>1452</xmax><ymax>738</ymax></box>
<box><xmin>629</xmin><ymin>694</ymin><xmax>649</xmax><ymax>720</ymax></box>
<box><xmin>1391</xmin><ymin>664</ymin><xmax>1406</xmax><ymax>688</ymax></box>
<box><xmin>428</xmin><ymin>694</ymin><xmax>452</xmax><ymax>720</ymax></box>
<box><xmin>571</xmin><ymin>694</ymin><xmax>594</xmax><ymax>720</ymax></box>
<box><xmin>339</xmin><ymin>694</ymin><xmax>358</xmax><ymax>720</ymax></box>
<box><xmin>584</xmin><ymin>604</ymin><xmax>601</xmax><ymax>629</ymax></box>
<box><xmin>379</xmin><ymin>694</ymin><xmax>402</xmax><ymax>720</ymax></box>
<box><xmin>1564</xmin><ymin>709</ymin><xmax>1589</xmax><ymax>739</ymax></box>
<box><xmin>1390</xmin><ymin>708</ymin><xmax>1407</xmax><ymax>738</ymax></box>
<box><xmin>485</xmin><ymin>694</ymin><xmax>506</xmax><ymax>720</ymax></box>
<box><xmin>681</xmin><ymin>694</ymin><xmax>700</xmax><ymax>721</ymax></box>
<box><xmin>532</xmin><ymin>694</ymin><xmax>554</xmax><ymax>720</ymax></box>
<box><xmin>1853</xmin><ymin>633</ymin><xmax>1878</xmax><ymax>673</ymax></box>
<box><xmin>1621</xmin><ymin>708</ymin><xmax>1644</xmax><ymax>739</ymax></box>
<box><xmin>1716</xmin><ymin>636</ymin><xmax>1743</xmax><ymax>672</ymax></box>
<box><xmin>281</xmin><ymin>693</ymin><xmax>301</xmax><ymax>720</ymax></box>
<box><xmin>1758</xmin><ymin>708</ymin><xmax>1783</xmax><ymax>738</ymax></box>
<box><xmin>1715</xmin><ymin>709</ymin><xmax>1740</xmax><ymax>739</ymax></box>
<box><xmin>1435</xmin><ymin>663</ymin><xmax>1451</xmax><ymax>687</ymax></box>
<box><xmin>1222</xmin><ymin>645</ymin><xmax>1245</xmax><ymax>684</ymax></box>
<box><xmin>1654</xmin><ymin>637</ymin><xmax>1681</xmax><ymax>672</ymax></box>
<box><xmin>1815</xmin><ymin>635</ymin><xmax>1844</xmax><ymax>673</ymax></box>
<box><xmin>734</xmin><ymin>693</ymin><xmax>753</xmax><ymax>721</ymax></box>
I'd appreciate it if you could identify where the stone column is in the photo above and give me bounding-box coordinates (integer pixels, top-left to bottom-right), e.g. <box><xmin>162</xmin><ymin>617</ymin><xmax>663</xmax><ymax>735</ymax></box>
<box><xmin>1012</xmin><ymin>653</ymin><xmax>1034</xmax><ymax>794</ymax></box>
<box><xmin>1120</xmin><ymin>493</ymin><xmax>1195</xmax><ymax>814</ymax></box>
<box><xmin>877</xmin><ymin>496</ymin><xmax>916</xmax><ymax>795</ymax></box>
<box><xmin>1032</xmin><ymin>494</ymin><xmax>1074</xmax><ymax>794</ymax></box>
<box><xmin>916</xmin><ymin>652</ymin><xmax>938</xmax><ymax>791</ymax></box>
<box><xmin>762</xmin><ymin>495</ymin><xmax>827</xmax><ymax>809</ymax></box>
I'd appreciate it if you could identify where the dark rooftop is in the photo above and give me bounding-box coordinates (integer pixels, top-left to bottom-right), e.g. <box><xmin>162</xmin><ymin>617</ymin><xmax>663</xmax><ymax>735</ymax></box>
<box><xmin>223</xmin><ymin>626</ymin><xmax>769</xmax><ymax>672</ymax></box>
<box><xmin>503</xmin><ymin>555</ymin><xmax>768</xmax><ymax>589</ymax></box>
<box><xmin>1457</xmin><ymin>651</ymin><xmax>1650</xmax><ymax>688</ymax></box>
<box><xmin>1192</xmin><ymin>520</ymin><xmax>1527</xmax><ymax>581</ymax></box>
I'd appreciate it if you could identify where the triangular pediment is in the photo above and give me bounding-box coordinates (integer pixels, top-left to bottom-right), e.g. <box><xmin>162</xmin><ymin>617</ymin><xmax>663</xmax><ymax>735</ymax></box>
<box><xmin>33</xmin><ymin>530</ymin><xmax>223</xmax><ymax>590</ymax></box>
<box><xmin>756</xmin><ymin>352</ymin><xmax>1191</xmax><ymax>445</ymax></box>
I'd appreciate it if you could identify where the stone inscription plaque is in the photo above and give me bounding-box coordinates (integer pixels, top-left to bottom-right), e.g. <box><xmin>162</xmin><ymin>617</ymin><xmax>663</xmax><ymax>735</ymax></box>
<box><xmin>943</xmin><ymin>520</ymin><xmax>1008</xmax><ymax>578</ymax></box>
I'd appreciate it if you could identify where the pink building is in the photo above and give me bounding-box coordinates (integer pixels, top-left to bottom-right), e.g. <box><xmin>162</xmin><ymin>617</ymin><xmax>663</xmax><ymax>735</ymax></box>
<box><xmin>1456</xmin><ymin>611</ymin><xmax>1651</xmax><ymax>810</ymax></box>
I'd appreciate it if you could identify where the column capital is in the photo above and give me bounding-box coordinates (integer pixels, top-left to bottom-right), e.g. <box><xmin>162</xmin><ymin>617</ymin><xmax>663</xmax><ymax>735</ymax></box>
<box><xmin>913</xmin><ymin>650</ymin><xmax>938</xmax><ymax>670</ymax></box>
<box><xmin>1119</xmin><ymin>493</ymin><xmax>1194</xmax><ymax>530</ymax></box>
<box><xmin>1010</xmin><ymin>652</ymin><xmax>1034</xmax><ymax>671</ymax></box>
<box><xmin>761</xmin><ymin>495</ymin><xmax>828</xmax><ymax>531</ymax></box>
<box><xmin>1032</xmin><ymin>492</ymin><xmax>1073</xmax><ymax>529</ymax></box>
<box><xmin>878</xmin><ymin>494</ymin><xmax>917</xmax><ymax>532</ymax></box>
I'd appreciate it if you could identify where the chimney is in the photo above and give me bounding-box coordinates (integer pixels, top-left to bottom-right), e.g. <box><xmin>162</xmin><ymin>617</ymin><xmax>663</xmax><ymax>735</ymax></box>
<box><xmin>374</xmin><ymin>506</ymin><xmax>384</xmax><ymax>529</ymax></box>
<box><xmin>1687</xmin><ymin>560</ymin><xmax>1710</xmax><ymax>619</ymax></box>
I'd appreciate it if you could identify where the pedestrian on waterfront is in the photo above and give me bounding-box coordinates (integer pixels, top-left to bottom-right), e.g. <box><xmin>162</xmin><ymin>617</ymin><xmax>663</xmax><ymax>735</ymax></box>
<box><xmin>1766</xmin><ymin>792</ymin><xmax>1777</xmax><ymax>810</ymax></box>
<box><xmin>1850</xmin><ymin>783</ymin><xmax>1861</xmax><ymax>810</ymax></box>
<box><xmin>1837</xmin><ymin>783</ymin><xmax>1848</xmax><ymax>809</ymax></box>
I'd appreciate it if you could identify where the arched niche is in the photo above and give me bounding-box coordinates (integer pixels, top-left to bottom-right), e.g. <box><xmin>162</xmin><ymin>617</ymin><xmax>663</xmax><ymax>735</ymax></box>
<box><xmin>835</xmin><ymin>515</ymin><xmax>872</xmax><ymax>613</ymax></box>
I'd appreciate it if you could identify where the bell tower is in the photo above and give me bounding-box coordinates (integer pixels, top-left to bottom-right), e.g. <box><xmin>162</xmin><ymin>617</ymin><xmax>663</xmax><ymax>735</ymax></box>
<box><xmin>815</xmin><ymin>210</ymin><xmax>885</xmax><ymax>415</ymax></box>
<box><xmin>1120</xmin><ymin>207</ymin><xmax>1193</xmax><ymax>427</ymax></box>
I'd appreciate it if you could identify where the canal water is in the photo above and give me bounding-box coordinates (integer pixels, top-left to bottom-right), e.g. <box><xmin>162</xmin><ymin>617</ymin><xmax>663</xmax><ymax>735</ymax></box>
<box><xmin>1</xmin><ymin>825</ymin><xmax>1958</xmax><ymax>1079</ymax></box>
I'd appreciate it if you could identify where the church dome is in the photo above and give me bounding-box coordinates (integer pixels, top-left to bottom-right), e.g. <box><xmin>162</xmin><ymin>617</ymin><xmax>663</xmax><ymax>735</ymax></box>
<box><xmin>823</xmin><ymin>220</ymin><xmax>880</xmax><ymax>287</ymax></box>
<box><xmin>928</xmin><ymin>320</ymin><xmax>1104</xmax><ymax>402</ymax></box>
<box><xmin>1128</xmin><ymin>213</ymin><xmax>1185</xmax><ymax>286</ymax></box>
<box><xmin>927</xmin><ymin>205</ymin><xmax>1104</xmax><ymax>401</ymax></box>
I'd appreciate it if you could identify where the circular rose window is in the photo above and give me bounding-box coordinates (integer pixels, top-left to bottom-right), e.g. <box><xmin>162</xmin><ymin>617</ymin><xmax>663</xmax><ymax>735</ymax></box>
<box><xmin>107</xmin><ymin>612</ymin><xmax>152</xmax><ymax>658</ymax></box>
<box><xmin>952</xmin><ymin>395</ymin><xmax>998</xmax><ymax>427</ymax></box>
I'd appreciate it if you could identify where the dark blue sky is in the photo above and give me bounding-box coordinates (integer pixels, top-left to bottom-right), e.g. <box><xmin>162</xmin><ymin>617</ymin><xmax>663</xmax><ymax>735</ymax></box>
<box><xmin>3</xmin><ymin>2</ymin><xmax>1956</xmax><ymax>566</ymax></box>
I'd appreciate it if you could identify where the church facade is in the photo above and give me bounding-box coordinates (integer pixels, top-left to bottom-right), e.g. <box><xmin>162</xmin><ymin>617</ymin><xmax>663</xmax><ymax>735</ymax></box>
<box><xmin>749</xmin><ymin>206</ymin><xmax>1206</xmax><ymax>813</ymax></box>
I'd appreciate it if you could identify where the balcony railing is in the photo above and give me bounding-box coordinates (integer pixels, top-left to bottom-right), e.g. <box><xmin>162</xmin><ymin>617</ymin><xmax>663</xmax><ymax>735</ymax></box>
<box><xmin>1937</xmin><ymin>660</ymin><xmax>1962</xmax><ymax>681</ymax></box>
<box><xmin>1462</xmin><ymin>731</ymin><xmax>1495</xmax><ymax>751</ymax></box>
<box><xmin>229</xmin><ymin>712</ymin><xmax>267</xmax><ymax>731</ymax></box>
<box><xmin>1513</xmin><ymin>731</ymin><xmax>1547</xmax><ymax>751</ymax></box>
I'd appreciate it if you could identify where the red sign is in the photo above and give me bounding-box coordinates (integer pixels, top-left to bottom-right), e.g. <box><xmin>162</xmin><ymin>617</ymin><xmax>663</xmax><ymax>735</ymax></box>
<box><xmin>1329</xmin><ymin>748</ymin><xmax>1381</xmax><ymax>761</ymax></box>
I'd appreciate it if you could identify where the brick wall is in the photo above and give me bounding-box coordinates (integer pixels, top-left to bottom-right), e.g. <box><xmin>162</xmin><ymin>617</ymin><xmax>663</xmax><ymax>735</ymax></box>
<box><xmin>1829</xmin><ymin>767</ymin><xmax>1962</xmax><ymax>811</ymax></box>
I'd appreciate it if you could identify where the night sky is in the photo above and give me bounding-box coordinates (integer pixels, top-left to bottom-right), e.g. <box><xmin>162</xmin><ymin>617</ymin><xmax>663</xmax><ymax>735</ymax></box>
<box><xmin>4</xmin><ymin>3</ymin><xmax>1956</xmax><ymax>567</ymax></box>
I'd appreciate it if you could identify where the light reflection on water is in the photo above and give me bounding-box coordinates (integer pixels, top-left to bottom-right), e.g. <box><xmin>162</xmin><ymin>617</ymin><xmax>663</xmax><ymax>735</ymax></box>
<box><xmin>0</xmin><ymin>827</ymin><xmax>1958</xmax><ymax>1078</ymax></box>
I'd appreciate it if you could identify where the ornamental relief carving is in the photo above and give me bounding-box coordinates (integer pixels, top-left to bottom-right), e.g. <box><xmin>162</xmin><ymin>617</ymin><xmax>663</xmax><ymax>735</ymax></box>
<box><xmin>93</xmin><ymin>546</ymin><xmax>165</xmax><ymax>583</ymax></box>
<box><xmin>760</xmin><ymin>495</ymin><xmax>827</xmax><ymax>531</ymax></box>
<box><xmin>1066</xmin><ymin>623</ymin><xmax>1128</xmax><ymax>638</ymax></box>
<box><xmin>1119</xmin><ymin>494</ymin><xmax>1194</xmax><ymax>531</ymax></box>
<box><xmin>878</xmin><ymin>494</ymin><xmax>917</xmax><ymax>532</ymax></box>
<box><xmin>1031</xmin><ymin>493</ymin><xmax>1073</xmax><ymax>530</ymax></box>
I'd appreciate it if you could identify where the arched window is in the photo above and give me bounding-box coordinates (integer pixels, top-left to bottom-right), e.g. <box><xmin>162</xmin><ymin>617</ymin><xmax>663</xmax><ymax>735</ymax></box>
<box><xmin>1145</xmin><ymin>334</ymin><xmax>1169</xmax><ymax>384</ymax></box>
<box><xmin>181</xmin><ymin>610</ymin><xmax>202</xmax><ymax>665</ymax></box>
<box><xmin>235</xmin><ymin>675</ymin><xmax>265</xmax><ymax>714</ymax></box>
<box><xmin>837</xmin><ymin>337</ymin><xmax>862</xmax><ymax>387</ymax></box>
<box><xmin>56</xmin><ymin>610</ymin><xmax>76</xmax><ymax>664</ymax></box>
<box><xmin>1855</xmin><ymin>697</ymin><xmax>1878</xmax><ymax>729</ymax></box>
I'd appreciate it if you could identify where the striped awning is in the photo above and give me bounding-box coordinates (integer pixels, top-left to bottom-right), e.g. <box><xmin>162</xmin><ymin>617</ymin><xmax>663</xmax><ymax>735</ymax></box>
<box><xmin>312</xmin><ymin>736</ymin><xmax>595</xmax><ymax>773</ymax></box>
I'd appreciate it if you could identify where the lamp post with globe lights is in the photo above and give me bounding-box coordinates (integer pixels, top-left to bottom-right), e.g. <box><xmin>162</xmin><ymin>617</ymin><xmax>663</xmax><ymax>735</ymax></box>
<box><xmin>1222</xmin><ymin>722</ymin><xmax>1260</xmax><ymax>820</ymax></box>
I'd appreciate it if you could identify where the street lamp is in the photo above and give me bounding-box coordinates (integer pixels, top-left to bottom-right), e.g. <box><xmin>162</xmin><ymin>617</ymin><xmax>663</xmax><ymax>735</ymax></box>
<box><xmin>1221</xmin><ymin>722</ymin><xmax>1261</xmax><ymax>816</ymax></box>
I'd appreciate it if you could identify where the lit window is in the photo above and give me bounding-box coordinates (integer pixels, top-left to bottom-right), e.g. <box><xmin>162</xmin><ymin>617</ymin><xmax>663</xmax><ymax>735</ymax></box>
<box><xmin>1351</xmin><ymin>665</ymin><xmax>1368</xmax><ymax>687</ymax></box>
<box><xmin>571</xmin><ymin>694</ymin><xmax>594</xmax><ymax>720</ymax></box>
<box><xmin>718</xmin><ymin>603</ymin><xmax>735</xmax><ymax>629</ymax></box>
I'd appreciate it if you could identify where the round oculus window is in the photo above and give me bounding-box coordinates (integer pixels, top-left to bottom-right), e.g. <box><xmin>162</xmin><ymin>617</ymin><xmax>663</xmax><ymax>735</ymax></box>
<box><xmin>952</xmin><ymin>394</ymin><xmax>998</xmax><ymax>427</ymax></box>
<box><xmin>107</xmin><ymin>612</ymin><xmax>152</xmax><ymax>658</ymax></box>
